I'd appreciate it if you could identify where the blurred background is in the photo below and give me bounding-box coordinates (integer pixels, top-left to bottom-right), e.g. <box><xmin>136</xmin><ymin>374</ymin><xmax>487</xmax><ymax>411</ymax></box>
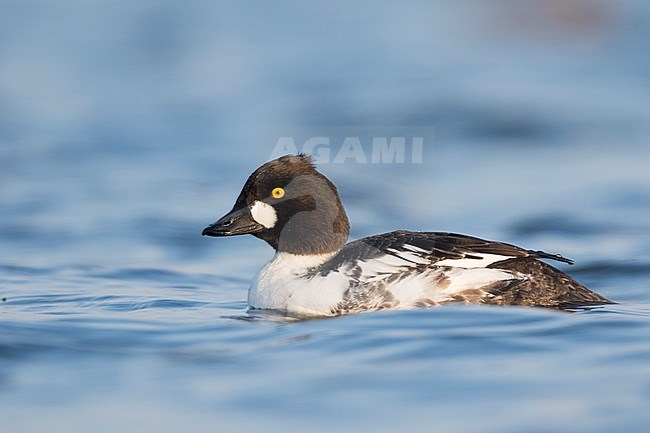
<box><xmin>2</xmin><ymin>0</ymin><xmax>648</xmax><ymax>273</ymax></box>
<box><xmin>1</xmin><ymin>1</ymin><xmax>650</xmax><ymax>432</ymax></box>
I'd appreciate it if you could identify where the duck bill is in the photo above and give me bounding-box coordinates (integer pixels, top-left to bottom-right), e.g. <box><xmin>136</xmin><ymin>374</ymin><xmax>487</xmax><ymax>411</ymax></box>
<box><xmin>202</xmin><ymin>206</ymin><xmax>264</xmax><ymax>237</ymax></box>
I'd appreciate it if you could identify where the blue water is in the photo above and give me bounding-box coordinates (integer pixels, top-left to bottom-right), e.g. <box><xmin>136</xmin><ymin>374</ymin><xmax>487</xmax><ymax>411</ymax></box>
<box><xmin>2</xmin><ymin>1</ymin><xmax>650</xmax><ymax>432</ymax></box>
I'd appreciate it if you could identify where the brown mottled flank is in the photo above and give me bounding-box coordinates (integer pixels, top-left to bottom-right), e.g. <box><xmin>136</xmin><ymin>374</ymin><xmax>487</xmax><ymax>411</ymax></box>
<box><xmin>334</xmin><ymin>264</ymin><xmax>450</xmax><ymax>314</ymax></box>
<box><xmin>328</xmin><ymin>257</ymin><xmax>611</xmax><ymax>315</ymax></box>
<box><xmin>335</xmin><ymin>277</ymin><xmax>401</xmax><ymax>314</ymax></box>
<box><xmin>336</xmin><ymin>285</ymin><xmax>400</xmax><ymax>315</ymax></box>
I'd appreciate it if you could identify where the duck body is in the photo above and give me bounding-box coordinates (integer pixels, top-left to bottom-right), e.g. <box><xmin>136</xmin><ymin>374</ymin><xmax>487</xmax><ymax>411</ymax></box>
<box><xmin>203</xmin><ymin>155</ymin><xmax>610</xmax><ymax>317</ymax></box>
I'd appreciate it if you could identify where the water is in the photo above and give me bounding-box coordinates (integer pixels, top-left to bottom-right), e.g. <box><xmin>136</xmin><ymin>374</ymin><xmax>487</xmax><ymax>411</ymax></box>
<box><xmin>2</xmin><ymin>1</ymin><xmax>650</xmax><ymax>432</ymax></box>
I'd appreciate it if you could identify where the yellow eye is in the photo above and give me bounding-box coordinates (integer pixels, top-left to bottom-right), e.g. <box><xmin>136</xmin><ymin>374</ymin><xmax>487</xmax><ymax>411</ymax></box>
<box><xmin>271</xmin><ymin>187</ymin><xmax>285</xmax><ymax>199</ymax></box>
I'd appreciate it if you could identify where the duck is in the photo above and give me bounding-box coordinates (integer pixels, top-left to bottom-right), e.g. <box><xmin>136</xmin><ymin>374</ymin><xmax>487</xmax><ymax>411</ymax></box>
<box><xmin>202</xmin><ymin>154</ymin><xmax>610</xmax><ymax>317</ymax></box>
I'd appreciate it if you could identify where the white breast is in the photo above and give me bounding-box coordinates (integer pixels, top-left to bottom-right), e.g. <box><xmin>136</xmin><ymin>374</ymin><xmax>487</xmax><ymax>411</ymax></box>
<box><xmin>248</xmin><ymin>251</ymin><xmax>348</xmax><ymax>316</ymax></box>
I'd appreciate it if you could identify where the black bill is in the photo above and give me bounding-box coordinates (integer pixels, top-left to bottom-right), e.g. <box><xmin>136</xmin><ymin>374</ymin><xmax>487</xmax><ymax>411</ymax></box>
<box><xmin>202</xmin><ymin>206</ymin><xmax>264</xmax><ymax>237</ymax></box>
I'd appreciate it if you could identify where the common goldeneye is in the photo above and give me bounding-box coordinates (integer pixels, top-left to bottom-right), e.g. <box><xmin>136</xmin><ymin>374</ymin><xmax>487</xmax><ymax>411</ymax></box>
<box><xmin>202</xmin><ymin>154</ymin><xmax>610</xmax><ymax>317</ymax></box>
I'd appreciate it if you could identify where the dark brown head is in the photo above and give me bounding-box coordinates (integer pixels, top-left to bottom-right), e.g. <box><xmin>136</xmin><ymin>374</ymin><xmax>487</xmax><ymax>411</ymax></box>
<box><xmin>202</xmin><ymin>154</ymin><xmax>350</xmax><ymax>255</ymax></box>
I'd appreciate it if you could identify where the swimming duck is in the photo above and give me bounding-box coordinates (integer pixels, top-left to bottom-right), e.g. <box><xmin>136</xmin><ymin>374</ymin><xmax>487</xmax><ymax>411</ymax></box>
<box><xmin>202</xmin><ymin>154</ymin><xmax>610</xmax><ymax>317</ymax></box>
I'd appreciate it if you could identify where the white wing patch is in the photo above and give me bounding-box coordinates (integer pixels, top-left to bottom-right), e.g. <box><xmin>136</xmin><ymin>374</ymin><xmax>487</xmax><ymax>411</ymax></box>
<box><xmin>436</xmin><ymin>253</ymin><xmax>512</xmax><ymax>268</ymax></box>
<box><xmin>401</xmin><ymin>244</ymin><xmax>429</xmax><ymax>254</ymax></box>
<box><xmin>355</xmin><ymin>252</ymin><xmax>417</xmax><ymax>282</ymax></box>
<box><xmin>377</xmin><ymin>243</ymin><xmax>513</xmax><ymax>269</ymax></box>
<box><xmin>386</xmin><ymin>248</ymin><xmax>430</xmax><ymax>265</ymax></box>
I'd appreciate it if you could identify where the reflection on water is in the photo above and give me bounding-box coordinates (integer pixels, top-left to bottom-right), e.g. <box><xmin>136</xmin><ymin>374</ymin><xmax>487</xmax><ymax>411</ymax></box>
<box><xmin>2</xmin><ymin>1</ymin><xmax>650</xmax><ymax>432</ymax></box>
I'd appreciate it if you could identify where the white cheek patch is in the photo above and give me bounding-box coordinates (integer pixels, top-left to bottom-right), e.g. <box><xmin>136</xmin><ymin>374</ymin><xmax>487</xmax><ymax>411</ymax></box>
<box><xmin>250</xmin><ymin>201</ymin><xmax>277</xmax><ymax>229</ymax></box>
